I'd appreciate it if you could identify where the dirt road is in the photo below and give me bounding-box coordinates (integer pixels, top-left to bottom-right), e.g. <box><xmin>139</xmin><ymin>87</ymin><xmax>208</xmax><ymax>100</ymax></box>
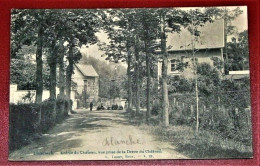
<box><xmin>9</xmin><ymin>109</ymin><xmax>187</xmax><ymax>161</ymax></box>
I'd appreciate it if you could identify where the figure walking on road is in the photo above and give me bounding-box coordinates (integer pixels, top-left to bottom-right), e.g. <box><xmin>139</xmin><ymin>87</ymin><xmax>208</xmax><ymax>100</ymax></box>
<box><xmin>90</xmin><ymin>102</ymin><xmax>93</xmax><ymax>111</ymax></box>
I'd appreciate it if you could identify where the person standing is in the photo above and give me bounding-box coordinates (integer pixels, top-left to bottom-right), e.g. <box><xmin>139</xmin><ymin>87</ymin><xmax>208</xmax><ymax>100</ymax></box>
<box><xmin>90</xmin><ymin>102</ymin><xmax>93</xmax><ymax>111</ymax></box>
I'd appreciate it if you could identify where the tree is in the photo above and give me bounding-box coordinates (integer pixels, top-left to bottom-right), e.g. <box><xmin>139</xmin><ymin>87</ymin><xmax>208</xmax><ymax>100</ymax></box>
<box><xmin>47</xmin><ymin>36</ymin><xmax>59</xmax><ymax>101</ymax></box>
<box><xmin>66</xmin><ymin>44</ymin><xmax>82</xmax><ymax>112</ymax></box>
<box><xmin>159</xmin><ymin>10</ymin><xmax>170</xmax><ymax>126</ymax></box>
<box><xmin>138</xmin><ymin>9</ymin><xmax>161</xmax><ymax>121</ymax></box>
<box><xmin>182</xmin><ymin>9</ymin><xmax>213</xmax><ymax>132</ymax></box>
<box><xmin>226</xmin><ymin>30</ymin><xmax>249</xmax><ymax>71</ymax></box>
<box><xmin>108</xmin><ymin>80</ymin><xmax>121</xmax><ymax>102</ymax></box>
<box><xmin>43</xmin><ymin>10</ymin><xmax>73</xmax><ymax>101</ymax></box>
<box><xmin>61</xmin><ymin>10</ymin><xmax>104</xmax><ymax>111</ymax></box>
<box><xmin>57</xmin><ymin>40</ymin><xmax>66</xmax><ymax>99</ymax></box>
<box><xmin>134</xmin><ymin>36</ymin><xmax>142</xmax><ymax>115</ymax></box>
<box><xmin>11</xmin><ymin>9</ymin><xmax>46</xmax><ymax>103</ymax></box>
<box><xmin>157</xmin><ymin>8</ymin><xmax>187</xmax><ymax>126</ymax></box>
<box><xmin>10</xmin><ymin>58</ymin><xmax>36</xmax><ymax>90</ymax></box>
<box><xmin>205</xmin><ymin>7</ymin><xmax>243</xmax><ymax>74</ymax></box>
<box><xmin>237</xmin><ymin>30</ymin><xmax>249</xmax><ymax>69</ymax></box>
<box><xmin>80</xmin><ymin>56</ymin><xmax>127</xmax><ymax>99</ymax></box>
<box><xmin>10</xmin><ymin>45</ymin><xmax>50</xmax><ymax>91</ymax></box>
<box><xmin>197</xmin><ymin>63</ymin><xmax>221</xmax><ymax>98</ymax></box>
<box><xmin>35</xmin><ymin>11</ymin><xmax>44</xmax><ymax>103</ymax></box>
<box><xmin>103</xmin><ymin>8</ymin><xmax>190</xmax><ymax>124</ymax></box>
<box><xmin>98</xmin><ymin>9</ymin><xmax>136</xmax><ymax>113</ymax></box>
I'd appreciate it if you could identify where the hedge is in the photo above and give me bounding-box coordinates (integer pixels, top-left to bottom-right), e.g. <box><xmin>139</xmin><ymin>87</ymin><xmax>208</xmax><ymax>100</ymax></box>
<box><xmin>9</xmin><ymin>99</ymin><xmax>70</xmax><ymax>151</ymax></box>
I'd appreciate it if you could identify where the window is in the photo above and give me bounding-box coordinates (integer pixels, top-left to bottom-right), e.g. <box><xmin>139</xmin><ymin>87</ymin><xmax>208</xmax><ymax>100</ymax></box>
<box><xmin>84</xmin><ymin>80</ymin><xmax>88</xmax><ymax>88</ymax></box>
<box><xmin>88</xmin><ymin>80</ymin><xmax>92</xmax><ymax>87</ymax></box>
<box><xmin>191</xmin><ymin>57</ymin><xmax>198</xmax><ymax>63</ymax></box>
<box><xmin>170</xmin><ymin>59</ymin><xmax>178</xmax><ymax>72</ymax></box>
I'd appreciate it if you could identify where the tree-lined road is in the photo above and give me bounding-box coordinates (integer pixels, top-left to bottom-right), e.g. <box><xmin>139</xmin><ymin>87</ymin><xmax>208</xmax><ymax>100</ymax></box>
<box><xmin>9</xmin><ymin>109</ymin><xmax>187</xmax><ymax>160</ymax></box>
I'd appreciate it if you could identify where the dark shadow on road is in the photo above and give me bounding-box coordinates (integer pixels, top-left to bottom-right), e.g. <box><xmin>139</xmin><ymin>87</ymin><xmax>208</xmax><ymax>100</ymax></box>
<box><xmin>10</xmin><ymin>109</ymin><xmax>147</xmax><ymax>156</ymax></box>
<box><xmin>29</xmin><ymin>110</ymin><xmax>111</xmax><ymax>153</ymax></box>
<box><xmin>103</xmin><ymin>111</ymin><xmax>147</xmax><ymax>126</ymax></box>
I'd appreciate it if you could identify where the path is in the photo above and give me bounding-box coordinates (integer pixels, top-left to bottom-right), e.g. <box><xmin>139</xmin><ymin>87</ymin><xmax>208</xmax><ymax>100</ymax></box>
<box><xmin>9</xmin><ymin>109</ymin><xmax>187</xmax><ymax>161</ymax></box>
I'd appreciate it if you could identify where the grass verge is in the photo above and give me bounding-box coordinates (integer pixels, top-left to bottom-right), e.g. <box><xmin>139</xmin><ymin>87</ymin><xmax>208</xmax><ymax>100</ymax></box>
<box><xmin>123</xmin><ymin>111</ymin><xmax>253</xmax><ymax>159</ymax></box>
<box><xmin>139</xmin><ymin>124</ymin><xmax>253</xmax><ymax>159</ymax></box>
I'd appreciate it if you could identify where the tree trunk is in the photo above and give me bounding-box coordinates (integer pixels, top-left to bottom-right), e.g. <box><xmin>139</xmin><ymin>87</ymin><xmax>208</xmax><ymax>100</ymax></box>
<box><xmin>47</xmin><ymin>38</ymin><xmax>58</xmax><ymax>121</ymax></box>
<box><xmin>58</xmin><ymin>46</ymin><xmax>65</xmax><ymax>99</ymax></box>
<box><xmin>191</xmin><ymin>17</ymin><xmax>200</xmax><ymax>132</ymax></box>
<box><xmin>135</xmin><ymin>63</ymin><xmax>140</xmax><ymax>116</ymax></box>
<box><xmin>162</xmin><ymin>57</ymin><xmax>169</xmax><ymax>126</ymax></box>
<box><xmin>127</xmin><ymin>47</ymin><xmax>133</xmax><ymax>112</ymax></box>
<box><xmin>223</xmin><ymin>8</ymin><xmax>229</xmax><ymax>74</ymax></box>
<box><xmin>160</xmin><ymin>14</ymin><xmax>169</xmax><ymax>127</ymax></box>
<box><xmin>49</xmin><ymin>63</ymin><xmax>57</xmax><ymax>100</ymax></box>
<box><xmin>65</xmin><ymin>44</ymin><xmax>74</xmax><ymax>113</ymax></box>
<box><xmin>145</xmin><ymin>44</ymin><xmax>151</xmax><ymax>121</ymax></box>
<box><xmin>134</xmin><ymin>37</ymin><xmax>140</xmax><ymax>116</ymax></box>
<box><xmin>58</xmin><ymin>50</ymin><xmax>65</xmax><ymax>117</ymax></box>
<box><xmin>35</xmin><ymin>24</ymin><xmax>43</xmax><ymax>103</ymax></box>
<box><xmin>49</xmin><ymin>42</ymin><xmax>58</xmax><ymax>101</ymax></box>
<box><xmin>195</xmin><ymin>76</ymin><xmax>199</xmax><ymax>132</ymax></box>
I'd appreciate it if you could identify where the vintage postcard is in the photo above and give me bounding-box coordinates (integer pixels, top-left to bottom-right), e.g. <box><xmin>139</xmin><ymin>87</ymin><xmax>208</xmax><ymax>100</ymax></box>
<box><xmin>9</xmin><ymin>6</ymin><xmax>252</xmax><ymax>160</ymax></box>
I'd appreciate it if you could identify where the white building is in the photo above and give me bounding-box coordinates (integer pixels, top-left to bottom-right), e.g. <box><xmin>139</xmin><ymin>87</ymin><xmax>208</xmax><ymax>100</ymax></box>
<box><xmin>158</xmin><ymin>20</ymin><xmax>225</xmax><ymax>78</ymax></box>
<box><xmin>72</xmin><ymin>64</ymin><xmax>99</xmax><ymax>103</ymax></box>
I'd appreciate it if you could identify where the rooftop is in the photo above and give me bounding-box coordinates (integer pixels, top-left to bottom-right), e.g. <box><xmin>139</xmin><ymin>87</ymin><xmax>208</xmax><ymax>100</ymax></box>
<box><xmin>226</xmin><ymin>70</ymin><xmax>250</xmax><ymax>80</ymax></box>
<box><xmin>229</xmin><ymin>70</ymin><xmax>249</xmax><ymax>75</ymax></box>
<box><xmin>75</xmin><ymin>64</ymin><xmax>99</xmax><ymax>77</ymax></box>
<box><xmin>166</xmin><ymin>19</ymin><xmax>224</xmax><ymax>51</ymax></box>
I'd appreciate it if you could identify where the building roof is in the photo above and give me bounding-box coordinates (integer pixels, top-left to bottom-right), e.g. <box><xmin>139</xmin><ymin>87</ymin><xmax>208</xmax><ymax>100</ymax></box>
<box><xmin>166</xmin><ymin>19</ymin><xmax>224</xmax><ymax>51</ymax></box>
<box><xmin>229</xmin><ymin>70</ymin><xmax>249</xmax><ymax>75</ymax></box>
<box><xmin>226</xmin><ymin>70</ymin><xmax>249</xmax><ymax>80</ymax></box>
<box><xmin>75</xmin><ymin>64</ymin><xmax>99</xmax><ymax>77</ymax></box>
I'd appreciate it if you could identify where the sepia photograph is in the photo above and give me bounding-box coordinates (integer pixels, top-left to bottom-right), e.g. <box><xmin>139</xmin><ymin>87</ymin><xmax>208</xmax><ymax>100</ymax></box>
<box><xmin>9</xmin><ymin>6</ymin><xmax>252</xmax><ymax>160</ymax></box>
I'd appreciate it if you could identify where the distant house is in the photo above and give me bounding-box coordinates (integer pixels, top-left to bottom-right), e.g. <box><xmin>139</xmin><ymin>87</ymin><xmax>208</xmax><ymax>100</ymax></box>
<box><xmin>9</xmin><ymin>84</ymin><xmax>78</xmax><ymax>109</ymax></box>
<box><xmin>158</xmin><ymin>19</ymin><xmax>224</xmax><ymax>78</ymax></box>
<box><xmin>72</xmin><ymin>64</ymin><xmax>99</xmax><ymax>102</ymax></box>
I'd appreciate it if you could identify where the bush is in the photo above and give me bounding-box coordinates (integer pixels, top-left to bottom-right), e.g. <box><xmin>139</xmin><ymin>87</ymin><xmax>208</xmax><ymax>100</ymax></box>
<box><xmin>64</xmin><ymin>99</ymin><xmax>73</xmax><ymax>116</ymax></box>
<box><xmin>168</xmin><ymin>76</ymin><xmax>194</xmax><ymax>94</ymax></box>
<box><xmin>166</xmin><ymin>63</ymin><xmax>251</xmax><ymax>145</ymax></box>
<box><xmin>9</xmin><ymin>103</ymin><xmax>41</xmax><ymax>151</ymax></box>
<box><xmin>168</xmin><ymin>94</ymin><xmax>196</xmax><ymax>126</ymax></box>
<box><xmin>9</xmin><ymin>99</ymin><xmax>69</xmax><ymax>151</ymax></box>
<box><xmin>56</xmin><ymin>98</ymin><xmax>66</xmax><ymax>122</ymax></box>
<box><xmin>40</xmin><ymin>100</ymin><xmax>56</xmax><ymax>132</ymax></box>
<box><xmin>151</xmin><ymin>102</ymin><xmax>162</xmax><ymax>116</ymax></box>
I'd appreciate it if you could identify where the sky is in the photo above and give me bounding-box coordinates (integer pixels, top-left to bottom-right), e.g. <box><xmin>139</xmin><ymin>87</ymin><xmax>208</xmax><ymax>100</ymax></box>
<box><xmin>80</xmin><ymin>6</ymin><xmax>248</xmax><ymax>64</ymax></box>
<box><xmin>80</xmin><ymin>31</ymin><xmax>109</xmax><ymax>62</ymax></box>
<box><xmin>232</xmin><ymin>6</ymin><xmax>248</xmax><ymax>32</ymax></box>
